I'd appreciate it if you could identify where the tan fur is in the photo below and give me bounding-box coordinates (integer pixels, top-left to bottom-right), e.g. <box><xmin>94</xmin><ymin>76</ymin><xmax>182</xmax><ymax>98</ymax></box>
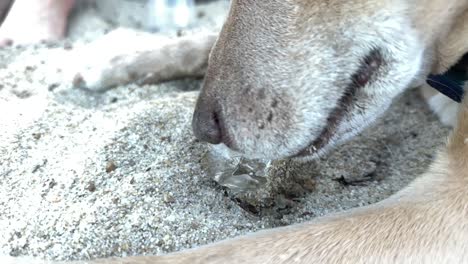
<box><xmin>8</xmin><ymin>0</ymin><xmax>468</xmax><ymax>263</ymax></box>
<box><xmin>421</xmin><ymin>4</ymin><xmax>468</xmax><ymax>127</ymax></box>
<box><xmin>70</xmin><ymin>29</ymin><xmax>217</xmax><ymax>92</ymax></box>
<box><xmin>434</xmin><ymin>8</ymin><xmax>468</xmax><ymax>73</ymax></box>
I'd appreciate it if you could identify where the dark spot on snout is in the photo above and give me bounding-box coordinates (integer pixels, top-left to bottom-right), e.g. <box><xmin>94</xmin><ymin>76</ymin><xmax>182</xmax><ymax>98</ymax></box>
<box><xmin>271</xmin><ymin>99</ymin><xmax>278</xmax><ymax>108</ymax></box>
<box><xmin>267</xmin><ymin>111</ymin><xmax>274</xmax><ymax>122</ymax></box>
<box><xmin>243</xmin><ymin>86</ymin><xmax>252</xmax><ymax>95</ymax></box>
<box><xmin>258</xmin><ymin>121</ymin><xmax>266</xmax><ymax>130</ymax></box>
<box><xmin>258</xmin><ymin>88</ymin><xmax>266</xmax><ymax>99</ymax></box>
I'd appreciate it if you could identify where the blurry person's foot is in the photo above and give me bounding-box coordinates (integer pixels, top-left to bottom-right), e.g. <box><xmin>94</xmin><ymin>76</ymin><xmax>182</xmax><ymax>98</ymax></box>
<box><xmin>0</xmin><ymin>0</ymin><xmax>75</xmax><ymax>47</ymax></box>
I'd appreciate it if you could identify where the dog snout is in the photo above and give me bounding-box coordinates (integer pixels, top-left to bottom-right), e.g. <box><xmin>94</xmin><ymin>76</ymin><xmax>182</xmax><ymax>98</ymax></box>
<box><xmin>192</xmin><ymin>97</ymin><xmax>224</xmax><ymax>145</ymax></box>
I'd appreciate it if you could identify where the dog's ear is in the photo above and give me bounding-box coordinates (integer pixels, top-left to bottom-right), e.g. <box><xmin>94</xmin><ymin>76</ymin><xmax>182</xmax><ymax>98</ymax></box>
<box><xmin>434</xmin><ymin>10</ymin><xmax>468</xmax><ymax>74</ymax></box>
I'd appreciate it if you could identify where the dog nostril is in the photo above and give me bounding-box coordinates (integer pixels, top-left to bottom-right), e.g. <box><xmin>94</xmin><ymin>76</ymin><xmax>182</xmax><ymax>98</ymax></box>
<box><xmin>192</xmin><ymin>105</ymin><xmax>223</xmax><ymax>145</ymax></box>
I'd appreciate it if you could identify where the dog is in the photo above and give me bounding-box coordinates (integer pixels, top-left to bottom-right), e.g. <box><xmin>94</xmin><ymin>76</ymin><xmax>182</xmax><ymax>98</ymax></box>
<box><xmin>5</xmin><ymin>0</ymin><xmax>467</xmax><ymax>263</ymax></box>
<box><xmin>100</xmin><ymin>96</ymin><xmax>468</xmax><ymax>263</ymax></box>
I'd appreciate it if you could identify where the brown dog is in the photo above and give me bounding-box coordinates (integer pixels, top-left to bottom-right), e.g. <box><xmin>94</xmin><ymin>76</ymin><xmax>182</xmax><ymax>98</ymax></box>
<box><xmin>5</xmin><ymin>0</ymin><xmax>468</xmax><ymax>263</ymax></box>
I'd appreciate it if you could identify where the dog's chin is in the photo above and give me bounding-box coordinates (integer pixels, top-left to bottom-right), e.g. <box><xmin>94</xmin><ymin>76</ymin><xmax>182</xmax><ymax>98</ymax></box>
<box><xmin>227</xmin><ymin>133</ymin><xmax>337</xmax><ymax>161</ymax></box>
<box><xmin>227</xmin><ymin>121</ymin><xmax>351</xmax><ymax>161</ymax></box>
<box><xmin>224</xmin><ymin>127</ymin><xmax>355</xmax><ymax>161</ymax></box>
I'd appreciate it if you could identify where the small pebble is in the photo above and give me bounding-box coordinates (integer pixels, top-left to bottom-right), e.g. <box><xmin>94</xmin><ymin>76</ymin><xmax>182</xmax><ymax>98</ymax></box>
<box><xmin>63</xmin><ymin>42</ymin><xmax>73</xmax><ymax>50</ymax></box>
<box><xmin>48</xmin><ymin>83</ymin><xmax>59</xmax><ymax>92</ymax></box>
<box><xmin>86</xmin><ymin>181</ymin><xmax>96</xmax><ymax>192</ymax></box>
<box><xmin>32</xmin><ymin>133</ymin><xmax>42</xmax><ymax>140</ymax></box>
<box><xmin>106</xmin><ymin>161</ymin><xmax>117</xmax><ymax>173</ymax></box>
<box><xmin>303</xmin><ymin>179</ymin><xmax>316</xmax><ymax>192</ymax></box>
<box><xmin>197</xmin><ymin>10</ymin><xmax>206</xmax><ymax>18</ymax></box>
<box><xmin>163</xmin><ymin>193</ymin><xmax>175</xmax><ymax>204</ymax></box>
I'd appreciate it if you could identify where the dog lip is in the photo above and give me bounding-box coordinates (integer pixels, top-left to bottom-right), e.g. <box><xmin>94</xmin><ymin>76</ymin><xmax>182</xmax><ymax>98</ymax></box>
<box><xmin>221</xmin><ymin>133</ymin><xmax>239</xmax><ymax>151</ymax></box>
<box><xmin>290</xmin><ymin>130</ymin><xmax>329</xmax><ymax>158</ymax></box>
<box><xmin>291</xmin><ymin>49</ymin><xmax>384</xmax><ymax>158</ymax></box>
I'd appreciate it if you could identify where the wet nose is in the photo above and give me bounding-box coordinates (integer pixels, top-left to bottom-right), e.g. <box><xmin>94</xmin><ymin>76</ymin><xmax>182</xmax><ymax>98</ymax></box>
<box><xmin>192</xmin><ymin>97</ymin><xmax>223</xmax><ymax>145</ymax></box>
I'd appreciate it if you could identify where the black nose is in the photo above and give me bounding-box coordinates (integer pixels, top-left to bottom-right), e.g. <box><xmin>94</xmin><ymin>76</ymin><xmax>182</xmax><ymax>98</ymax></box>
<box><xmin>192</xmin><ymin>98</ymin><xmax>223</xmax><ymax>145</ymax></box>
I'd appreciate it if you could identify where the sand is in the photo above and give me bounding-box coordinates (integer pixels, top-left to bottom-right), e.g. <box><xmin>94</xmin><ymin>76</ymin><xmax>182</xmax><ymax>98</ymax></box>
<box><xmin>0</xmin><ymin>0</ymin><xmax>450</xmax><ymax>262</ymax></box>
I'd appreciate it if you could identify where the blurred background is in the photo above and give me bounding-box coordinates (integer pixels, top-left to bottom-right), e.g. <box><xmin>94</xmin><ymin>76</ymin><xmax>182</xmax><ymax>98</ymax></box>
<box><xmin>93</xmin><ymin>0</ymin><xmax>229</xmax><ymax>32</ymax></box>
<box><xmin>0</xmin><ymin>0</ymin><xmax>230</xmax><ymax>45</ymax></box>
